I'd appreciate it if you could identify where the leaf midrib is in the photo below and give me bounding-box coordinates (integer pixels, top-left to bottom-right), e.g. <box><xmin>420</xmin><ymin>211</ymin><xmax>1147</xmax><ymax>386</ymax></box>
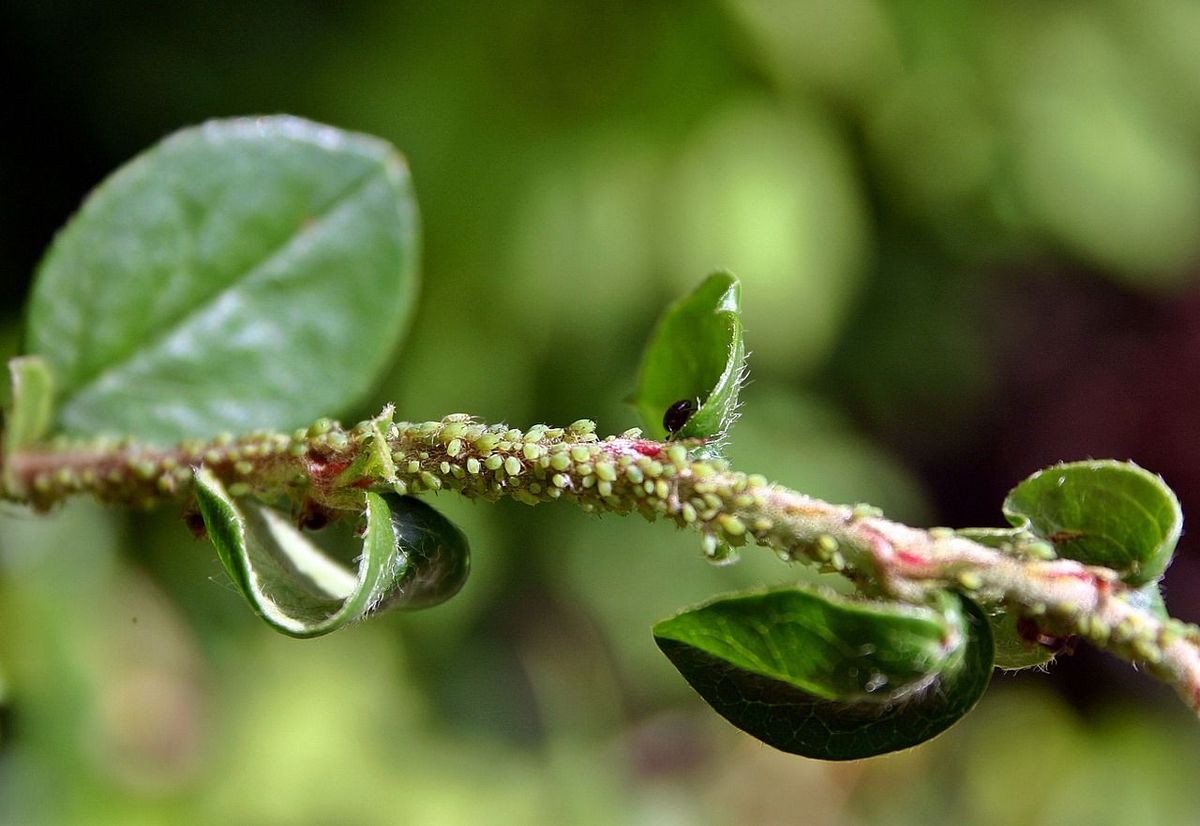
<box><xmin>60</xmin><ymin>161</ymin><xmax>385</xmax><ymax>404</ymax></box>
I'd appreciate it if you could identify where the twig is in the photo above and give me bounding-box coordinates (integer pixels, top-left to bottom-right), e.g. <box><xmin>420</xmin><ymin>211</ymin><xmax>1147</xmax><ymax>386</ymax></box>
<box><xmin>4</xmin><ymin>410</ymin><xmax>1198</xmax><ymax>713</ymax></box>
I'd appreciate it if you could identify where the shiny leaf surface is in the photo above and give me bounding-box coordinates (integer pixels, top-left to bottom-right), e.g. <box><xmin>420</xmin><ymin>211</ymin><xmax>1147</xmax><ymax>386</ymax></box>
<box><xmin>26</xmin><ymin>116</ymin><xmax>420</xmax><ymax>443</ymax></box>
<box><xmin>655</xmin><ymin>588</ymin><xmax>994</xmax><ymax>760</ymax></box>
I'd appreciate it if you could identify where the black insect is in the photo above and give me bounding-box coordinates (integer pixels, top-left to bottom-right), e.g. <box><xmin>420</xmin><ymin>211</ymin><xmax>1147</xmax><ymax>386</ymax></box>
<box><xmin>297</xmin><ymin>500</ymin><xmax>336</xmax><ymax>532</ymax></box>
<box><xmin>183</xmin><ymin>510</ymin><xmax>208</xmax><ymax>540</ymax></box>
<box><xmin>663</xmin><ymin>398</ymin><xmax>698</xmax><ymax>437</ymax></box>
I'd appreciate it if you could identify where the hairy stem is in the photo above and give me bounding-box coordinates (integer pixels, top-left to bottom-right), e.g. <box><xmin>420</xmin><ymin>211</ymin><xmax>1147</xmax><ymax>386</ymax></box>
<box><xmin>4</xmin><ymin>409</ymin><xmax>1199</xmax><ymax>712</ymax></box>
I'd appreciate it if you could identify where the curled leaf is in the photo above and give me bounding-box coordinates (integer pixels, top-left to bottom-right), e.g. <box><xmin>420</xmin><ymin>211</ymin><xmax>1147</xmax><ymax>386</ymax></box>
<box><xmin>193</xmin><ymin>469</ymin><xmax>468</xmax><ymax>637</ymax></box>
<box><xmin>632</xmin><ymin>272</ymin><xmax>746</xmax><ymax>444</ymax></box>
<box><xmin>654</xmin><ymin>587</ymin><xmax>994</xmax><ymax>760</ymax></box>
<box><xmin>372</xmin><ymin>492</ymin><xmax>471</xmax><ymax>613</ymax></box>
<box><xmin>1003</xmin><ymin>460</ymin><xmax>1182</xmax><ymax>585</ymax></box>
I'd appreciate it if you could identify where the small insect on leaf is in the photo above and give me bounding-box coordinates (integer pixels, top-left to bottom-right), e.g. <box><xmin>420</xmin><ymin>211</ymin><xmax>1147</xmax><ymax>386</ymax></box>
<box><xmin>631</xmin><ymin>272</ymin><xmax>745</xmax><ymax>444</ymax></box>
<box><xmin>663</xmin><ymin>398</ymin><xmax>698</xmax><ymax>437</ymax></box>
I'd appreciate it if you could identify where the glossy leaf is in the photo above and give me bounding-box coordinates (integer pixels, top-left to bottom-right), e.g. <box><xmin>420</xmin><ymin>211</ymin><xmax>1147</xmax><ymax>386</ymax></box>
<box><xmin>2</xmin><ymin>357</ymin><xmax>56</xmax><ymax>497</ymax></box>
<box><xmin>1003</xmin><ymin>461</ymin><xmax>1182</xmax><ymax>585</ymax></box>
<box><xmin>193</xmin><ymin>469</ymin><xmax>468</xmax><ymax>637</ymax></box>
<box><xmin>370</xmin><ymin>493</ymin><xmax>472</xmax><ymax>613</ymax></box>
<box><xmin>26</xmin><ymin>116</ymin><xmax>420</xmax><ymax>443</ymax></box>
<box><xmin>654</xmin><ymin>588</ymin><xmax>993</xmax><ymax>760</ymax></box>
<box><xmin>632</xmin><ymin>272</ymin><xmax>745</xmax><ymax>442</ymax></box>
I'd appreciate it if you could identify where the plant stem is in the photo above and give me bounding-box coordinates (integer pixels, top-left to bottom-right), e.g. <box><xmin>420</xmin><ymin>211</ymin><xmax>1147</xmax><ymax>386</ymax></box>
<box><xmin>4</xmin><ymin>409</ymin><xmax>1199</xmax><ymax>713</ymax></box>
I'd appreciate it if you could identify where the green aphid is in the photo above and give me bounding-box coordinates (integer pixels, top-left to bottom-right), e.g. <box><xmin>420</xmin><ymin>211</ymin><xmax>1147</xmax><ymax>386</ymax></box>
<box><xmin>440</xmin><ymin>422</ymin><xmax>468</xmax><ymax>443</ymax></box>
<box><xmin>568</xmin><ymin>419</ymin><xmax>596</xmax><ymax>436</ymax></box>
<box><xmin>474</xmin><ymin>433</ymin><xmax>500</xmax><ymax>453</ymax></box>
<box><xmin>570</xmin><ymin>446</ymin><xmax>592</xmax><ymax>463</ymax></box>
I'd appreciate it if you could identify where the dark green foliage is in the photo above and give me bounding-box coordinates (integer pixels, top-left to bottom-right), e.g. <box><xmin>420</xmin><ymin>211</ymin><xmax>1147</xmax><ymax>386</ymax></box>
<box><xmin>655</xmin><ymin>589</ymin><xmax>994</xmax><ymax>760</ymax></box>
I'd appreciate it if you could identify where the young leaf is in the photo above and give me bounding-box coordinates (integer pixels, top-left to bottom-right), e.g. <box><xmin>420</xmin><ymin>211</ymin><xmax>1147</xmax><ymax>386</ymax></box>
<box><xmin>632</xmin><ymin>272</ymin><xmax>745</xmax><ymax>443</ymax></box>
<box><xmin>193</xmin><ymin>469</ymin><xmax>468</xmax><ymax>637</ymax></box>
<box><xmin>955</xmin><ymin>527</ymin><xmax>1058</xmax><ymax>669</ymax></box>
<box><xmin>987</xmin><ymin>608</ymin><xmax>1060</xmax><ymax>670</ymax></box>
<box><xmin>1003</xmin><ymin>461</ymin><xmax>1182</xmax><ymax>585</ymax></box>
<box><xmin>26</xmin><ymin>116</ymin><xmax>420</xmax><ymax>444</ymax></box>
<box><xmin>654</xmin><ymin>588</ymin><xmax>994</xmax><ymax>760</ymax></box>
<box><xmin>3</xmin><ymin>357</ymin><xmax>55</xmax><ymax>450</ymax></box>
<box><xmin>2</xmin><ymin>357</ymin><xmax>56</xmax><ymax>497</ymax></box>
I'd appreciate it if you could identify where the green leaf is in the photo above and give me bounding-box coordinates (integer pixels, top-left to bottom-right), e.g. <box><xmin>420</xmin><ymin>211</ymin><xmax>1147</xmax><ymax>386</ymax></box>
<box><xmin>193</xmin><ymin>469</ymin><xmax>468</xmax><ymax>637</ymax></box>
<box><xmin>953</xmin><ymin>527</ymin><xmax>1058</xmax><ymax>668</ymax></box>
<box><xmin>955</xmin><ymin>526</ymin><xmax>1035</xmax><ymax>549</ymax></box>
<box><xmin>632</xmin><ymin>272</ymin><xmax>745</xmax><ymax>443</ymax></box>
<box><xmin>371</xmin><ymin>492</ymin><xmax>472</xmax><ymax>613</ymax></box>
<box><xmin>951</xmin><ymin>527</ymin><xmax>1059</xmax><ymax>669</ymax></box>
<box><xmin>1003</xmin><ymin>460</ymin><xmax>1182</xmax><ymax>585</ymax></box>
<box><xmin>332</xmin><ymin>406</ymin><xmax>398</xmax><ymax>487</ymax></box>
<box><xmin>986</xmin><ymin>608</ymin><xmax>1059</xmax><ymax>671</ymax></box>
<box><xmin>654</xmin><ymin>588</ymin><xmax>993</xmax><ymax>760</ymax></box>
<box><xmin>26</xmin><ymin>116</ymin><xmax>420</xmax><ymax>443</ymax></box>
<box><xmin>2</xmin><ymin>357</ymin><xmax>56</xmax><ymax>497</ymax></box>
<box><xmin>3</xmin><ymin>356</ymin><xmax>54</xmax><ymax>449</ymax></box>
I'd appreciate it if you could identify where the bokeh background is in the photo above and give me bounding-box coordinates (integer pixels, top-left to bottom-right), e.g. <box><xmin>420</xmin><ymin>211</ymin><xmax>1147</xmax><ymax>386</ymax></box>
<box><xmin>3</xmin><ymin>1</ymin><xmax>1200</xmax><ymax>823</ymax></box>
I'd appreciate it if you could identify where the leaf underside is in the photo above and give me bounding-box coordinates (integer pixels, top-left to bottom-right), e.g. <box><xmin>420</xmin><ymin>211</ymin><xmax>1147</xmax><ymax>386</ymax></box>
<box><xmin>193</xmin><ymin>469</ymin><xmax>468</xmax><ymax>637</ymax></box>
<box><xmin>655</xmin><ymin>588</ymin><xmax>994</xmax><ymax>760</ymax></box>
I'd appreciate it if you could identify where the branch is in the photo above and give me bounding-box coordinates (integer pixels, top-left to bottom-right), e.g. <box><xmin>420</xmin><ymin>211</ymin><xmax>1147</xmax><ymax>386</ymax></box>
<box><xmin>4</xmin><ymin>410</ymin><xmax>1199</xmax><ymax>712</ymax></box>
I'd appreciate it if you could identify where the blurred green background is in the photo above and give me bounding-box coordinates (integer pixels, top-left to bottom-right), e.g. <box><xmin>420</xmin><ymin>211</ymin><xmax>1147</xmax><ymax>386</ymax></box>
<box><xmin>3</xmin><ymin>1</ymin><xmax>1200</xmax><ymax>823</ymax></box>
